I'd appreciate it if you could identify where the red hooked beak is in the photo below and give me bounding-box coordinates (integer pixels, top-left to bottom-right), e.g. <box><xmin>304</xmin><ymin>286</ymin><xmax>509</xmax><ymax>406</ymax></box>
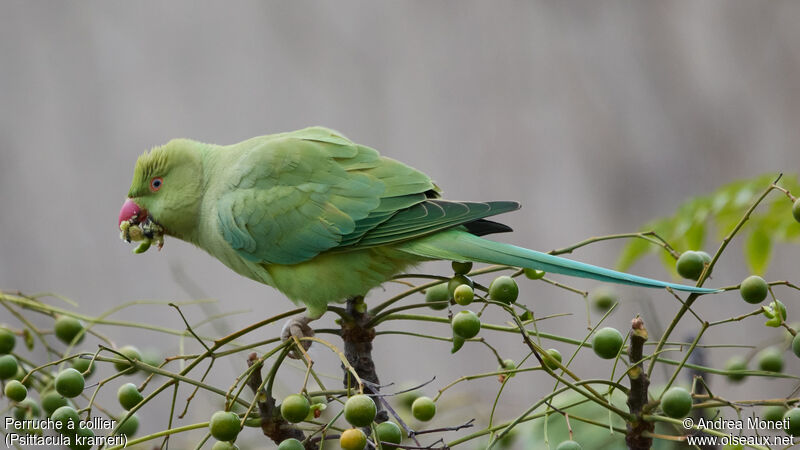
<box><xmin>118</xmin><ymin>198</ymin><xmax>146</xmax><ymax>226</ymax></box>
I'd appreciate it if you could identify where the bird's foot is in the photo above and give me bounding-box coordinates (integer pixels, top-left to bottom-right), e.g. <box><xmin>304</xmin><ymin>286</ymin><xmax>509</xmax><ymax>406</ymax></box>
<box><xmin>281</xmin><ymin>315</ymin><xmax>315</xmax><ymax>359</ymax></box>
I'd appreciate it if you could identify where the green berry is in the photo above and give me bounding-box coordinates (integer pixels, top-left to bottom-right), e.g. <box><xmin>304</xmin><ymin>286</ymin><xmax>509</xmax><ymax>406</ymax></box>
<box><xmin>0</xmin><ymin>354</ymin><xmax>19</xmax><ymax>379</ymax></box>
<box><xmin>280</xmin><ymin>393</ymin><xmax>310</xmax><ymax>424</ymax></box>
<box><xmin>114</xmin><ymin>345</ymin><xmax>142</xmax><ymax>373</ymax></box>
<box><xmin>116</xmin><ymin>413</ymin><xmax>139</xmax><ymax>437</ymax></box>
<box><xmin>71</xmin><ymin>357</ymin><xmax>94</xmax><ymax>377</ymax></box>
<box><xmin>70</xmin><ymin>425</ymin><xmax>94</xmax><ymax>450</ymax></box>
<box><xmin>425</xmin><ymin>283</ymin><xmax>450</xmax><ymax>311</ymax></box>
<box><xmin>724</xmin><ymin>356</ymin><xmax>748</xmax><ymax>382</ymax></box>
<box><xmin>0</xmin><ymin>327</ymin><xmax>15</xmax><ymax>354</ymax></box>
<box><xmin>785</xmin><ymin>407</ymin><xmax>800</xmax><ymax>436</ymax></box>
<box><xmin>54</xmin><ymin>316</ymin><xmax>85</xmax><ymax>345</ymax></box>
<box><xmin>277</xmin><ymin>438</ymin><xmax>304</xmax><ymax>450</ymax></box>
<box><xmin>451</xmin><ymin>310</ymin><xmax>481</xmax><ymax>339</ymax></box>
<box><xmin>792</xmin><ymin>333</ymin><xmax>800</xmax><ymax>359</ymax></box>
<box><xmin>13</xmin><ymin>398</ymin><xmax>40</xmax><ymax>420</ymax></box>
<box><xmin>5</xmin><ymin>379</ymin><xmax>27</xmax><ymax>402</ymax></box>
<box><xmin>757</xmin><ymin>347</ymin><xmax>784</xmax><ymax>372</ymax></box>
<box><xmin>343</xmin><ymin>394</ymin><xmax>376</xmax><ymax>427</ymax></box>
<box><xmin>451</xmin><ymin>261</ymin><xmax>473</xmax><ymax>275</ymax></box>
<box><xmin>676</xmin><ymin>251</ymin><xmax>704</xmax><ymax>280</ymax></box>
<box><xmin>412</xmin><ymin>396</ymin><xmax>436</xmax><ymax>422</ymax></box>
<box><xmin>453</xmin><ymin>284</ymin><xmax>474</xmax><ymax>306</ymax></box>
<box><xmin>740</xmin><ymin>275</ymin><xmax>769</xmax><ymax>304</ymax></box>
<box><xmin>52</xmin><ymin>405</ymin><xmax>80</xmax><ymax>434</ymax></box>
<box><xmin>209</xmin><ymin>411</ymin><xmax>241</xmax><ymax>442</ymax></box>
<box><xmin>543</xmin><ymin>348</ymin><xmax>562</xmax><ymax>370</ymax></box>
<box><xmin>448</xmin><ymin>274</ymin><xmax>473</xmax><ymax>299</ymax></box>
<box><xmin>661</xmin><ymin>387</ymin><xmax>693</xmax><ymax>418</ymax></box>
<box><xmin>212</xmin><ymin>441</ymin><xmax>240</xmax><ymax>450</ymax></box>
<box><xmin>117</xmin><ymin>383</ymin><xmax>143</xmax><ymax>410</ymax></box>
<box><xmin>793</xmin><ymin>198</ymin><xmax>800</xmax><ymax>223</ymax></box>
<box><xmin>524</xmin><ymin>268</ymin><xmax>545</xmax><ymax>280</ymax></box>
<box><xmin>762</xmin><ymin>405</ymin><xmax>788</xmax><ymax>423</ymax></box>
<box><xmin>556</xmin><ymin>441</ymin><xmax>582</xmax><ymax>450</ymax></box>
<box><xmin>340</xmin><ymin>428</ymin><xmax>367</xmax><ymax>450</ymax></box>
<box><xmin>589</xmin><ymin>287</ymin><xmax>616</xmax><ymax>312</ymax></box>
<box><xmin>498</xmin><ymin>359</ymin><xmax>516</xmax><ymax>378</ymax></box>
<box><xmin>41</xmin><ymin>391</ymin><xmax>69</xmax><ymax>417</ymax></box>
<box><xmin>592</xmin><ymin>327</ymin><xmax>624</xmax><ymax>359</ymax></box>
<box><xmin>375</xmin><ymin>421</ymin><xmax>403</xmax><ymax>449</ymax></box>
<box><xmin>55</xmin><ymin>368</ymin><xmax>85</xmax><ymax>398</ymax></box>
<box><xmin>488</xmin><ymin>275</ymin><xmax>519</xmax><ymax>304</ymax></box>
<box><xmin>500</xmin><ymin>358</ymin><xmax>516</xmax><ymax>370</ymax></box>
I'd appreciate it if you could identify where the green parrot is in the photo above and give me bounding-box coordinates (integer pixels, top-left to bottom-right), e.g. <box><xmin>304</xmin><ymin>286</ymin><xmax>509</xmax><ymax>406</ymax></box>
<box><xmin>119</xmin><ymin>127</ymin><xmax>717</xmax><ymax>322</ymax></box>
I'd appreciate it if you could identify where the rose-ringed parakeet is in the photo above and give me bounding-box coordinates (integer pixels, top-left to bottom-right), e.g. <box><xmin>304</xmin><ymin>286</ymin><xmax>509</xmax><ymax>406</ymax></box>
<box><xmin>119</xmin><ymin>127</ymin><xmax>716</xmax><ymax>325</ymax></box>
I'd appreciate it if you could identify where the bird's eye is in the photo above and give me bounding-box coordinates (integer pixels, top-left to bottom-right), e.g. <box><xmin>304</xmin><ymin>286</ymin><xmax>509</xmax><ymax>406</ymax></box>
<box><xmin>150</xmin><ymin>177</ymin><xmax>163</xmax><ymax>192</ymax></box>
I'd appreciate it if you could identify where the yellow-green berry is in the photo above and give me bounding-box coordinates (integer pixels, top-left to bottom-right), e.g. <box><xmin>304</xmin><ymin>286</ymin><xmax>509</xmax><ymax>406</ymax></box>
<box><xmin>340</xmin><ymin>428</ymin><xmax>367</xmax><ymax>450</ymax></box>
<box><xmin>524</xmin><ymin>268</ymin><xmax>545</xmax><ymax>280</ymax></box>
<box><xmin>425</xmin><ymin>283</ymin><xmax>450</xmax><ymax>311</ymax></box>
<box><xmin>740</xmin><ymin>275</ymin><xmax>769</xmax><ymax>304</ymax></box>
<box><xmin>209</xmin><ymin>411</ymin><xmax>241</xmax><ymax>442</ymax></box>
<box><xmin>676</xmin><ymin>251</ymin><xmax>704</xmax><ymax>280</ymax></box>
<box><xmin>453</xmin><ymin>284</ymin><xmax>474</xmax><ymax>306</ymax></box>
<box><xmin>280</xmin><ymin>394</ymin><xmax>310</xmax><ymax>424</ymax></box>
<box><xmin>117</xmin><ymin>383</ymin><xmax>143</xmax><ymax>410</ymax></box>
<box><xmin>543</xmin><ymin>348</ymin><xmax>562</xmax><ymax>370</ymax></box>
<box><xmin>343</xmin><ymin>394</ymin><xmax>376</xmax><ymax>427</ymax></box>
<box><xmin>488</xmin><ymin>275</ymin><xmax>519</xmax><ymax>304</ymax></box>
<box><xmin>412</xmin><ymin>396</ymin><xmax>436</xmax><ymax>422</ymax></box>
<box><xmin>661</xmin><ymin>387</ymin><xmax>692</xmax><ymax>418</ymax></box>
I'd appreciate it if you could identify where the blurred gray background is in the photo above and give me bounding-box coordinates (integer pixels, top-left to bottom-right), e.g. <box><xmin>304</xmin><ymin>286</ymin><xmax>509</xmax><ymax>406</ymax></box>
<box><xmin>1</xmin><ymin>1</ymin><xmax>800</xmax><ymax>448</ymax></box>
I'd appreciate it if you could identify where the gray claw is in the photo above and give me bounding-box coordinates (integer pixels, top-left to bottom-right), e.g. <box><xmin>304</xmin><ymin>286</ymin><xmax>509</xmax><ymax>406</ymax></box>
<box><xmin>281</xmin><ymin>316</ymin><xmax>315</xmax><ymax>358</ymax></box>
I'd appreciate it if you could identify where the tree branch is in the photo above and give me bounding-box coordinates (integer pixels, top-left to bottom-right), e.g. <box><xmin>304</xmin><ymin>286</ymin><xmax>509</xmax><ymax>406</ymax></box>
<box><xmin>341</xmin><ymin>296</ymin><xmax>388</xmax><ymax>422</ymax></box>
<box><xmin>626</xmin><ymin>317</ymin><xmax>654</xmax><ymax>450</ymax></box>
<box><xmin>245</xmin><ymin>352</ymin><xmax>306</xmax><ymax>446</ymax></box>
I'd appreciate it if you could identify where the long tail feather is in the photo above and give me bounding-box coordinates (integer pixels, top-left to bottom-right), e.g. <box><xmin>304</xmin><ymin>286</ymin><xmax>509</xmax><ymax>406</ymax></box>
<box><xmin>398</xmin><ymin>230</ymin><xmax>719</xmax><ymax>294</ymax></box>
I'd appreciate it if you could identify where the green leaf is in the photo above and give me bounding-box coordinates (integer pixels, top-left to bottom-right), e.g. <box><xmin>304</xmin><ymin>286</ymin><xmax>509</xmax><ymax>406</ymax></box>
<box><xmin>616</xmin><ymin>236</ymin><xmax>652</xmax><ymax>272</ymax></box>
<box><xmin>618</xmin><ymin>173</ymin><xmax>800</xmax><ymax>276</ymax></box>
<box><xmin>745</xmin><ymin>226</ymin><xmax>771</xmax><ymax>275</ymax></box>
<box><xmin>684</xmin><ymin>220</ymin><xmax>706</xmax><ymax>251</ymax></box>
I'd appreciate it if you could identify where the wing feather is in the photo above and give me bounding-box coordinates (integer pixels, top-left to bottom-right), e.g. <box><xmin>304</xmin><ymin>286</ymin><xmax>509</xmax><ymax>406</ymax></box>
<box><xmin>216</xmin><ymin>127</ymin><xmax>518</xmax><ymax>264</ymax></box>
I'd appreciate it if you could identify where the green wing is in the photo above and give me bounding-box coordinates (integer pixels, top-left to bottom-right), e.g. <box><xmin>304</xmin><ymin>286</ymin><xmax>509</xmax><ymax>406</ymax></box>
<box><xmin>216</xmin><ymin>127</ymin><xmax>519</xmax><ymax>265</ymax></box>
<box><xmin>217</xmin><ymin>127</ymin><xmax>436</xmax><ymax>264</ymax></box>
<box><xmin>342</xmin><ymin>200</ymin><xmax>519</xmax><ymax>248</ymax></box>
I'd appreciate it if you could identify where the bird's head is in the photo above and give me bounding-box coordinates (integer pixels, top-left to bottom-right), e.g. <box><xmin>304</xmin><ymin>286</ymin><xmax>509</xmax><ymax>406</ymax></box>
<box><xmin>119</xmin><ymin>139</ymin><xmax>204</xmax><ymax>242</ymax></box>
